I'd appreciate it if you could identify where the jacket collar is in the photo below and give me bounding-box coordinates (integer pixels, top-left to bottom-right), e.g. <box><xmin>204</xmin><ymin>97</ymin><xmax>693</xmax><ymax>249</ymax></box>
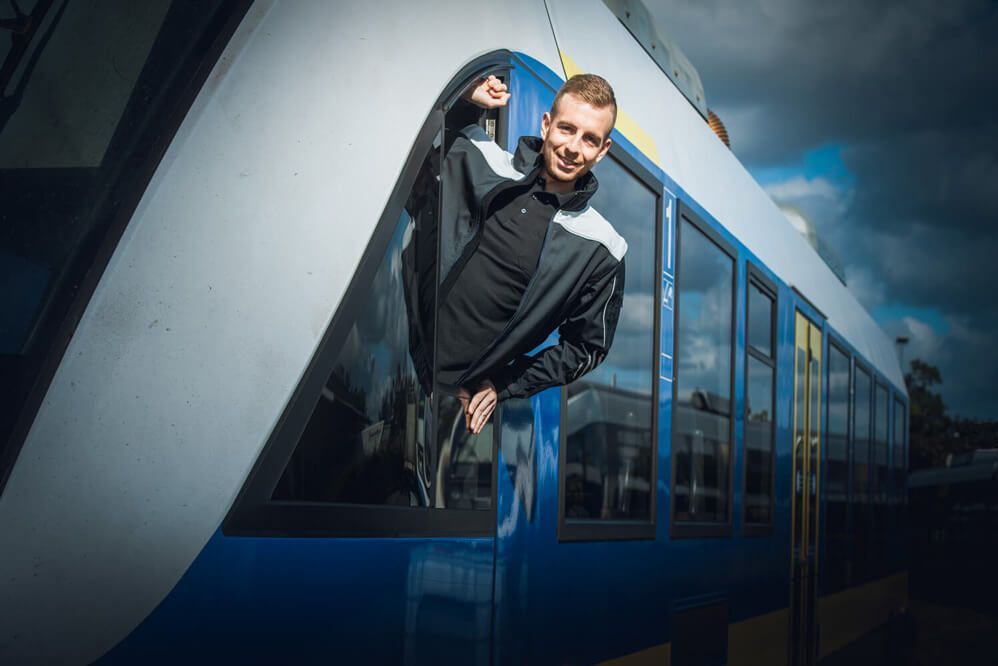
<box><xmin>513</xmin><ymin>136</ymin><xmax>599</xmax><ymax>213</ymax></box>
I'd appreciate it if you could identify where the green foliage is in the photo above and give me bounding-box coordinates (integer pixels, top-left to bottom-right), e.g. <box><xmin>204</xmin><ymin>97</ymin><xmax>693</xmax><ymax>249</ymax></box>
<box><xmin>905</xmin><ymin>358</ymin><xmax>998</xmax><ymax>468</ymax></box>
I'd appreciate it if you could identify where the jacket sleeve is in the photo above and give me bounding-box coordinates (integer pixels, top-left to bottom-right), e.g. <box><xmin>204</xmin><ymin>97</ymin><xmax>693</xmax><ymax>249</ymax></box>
<box><xmin>491</xmin><ymin>256</ymin><xmax>626</xmax><ymax>400</ymax></box>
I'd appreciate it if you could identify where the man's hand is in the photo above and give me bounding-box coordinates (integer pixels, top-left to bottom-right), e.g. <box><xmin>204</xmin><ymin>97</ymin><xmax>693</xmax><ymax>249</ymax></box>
<box><xmin>462</xmin><ymin>74</ymin><xmax>510</xmax><ymax>109</ymax></box>
<box><xmin>465</xmin><ymin>380</ymin><xmax>498</xmax><ymax>435</ymax></box>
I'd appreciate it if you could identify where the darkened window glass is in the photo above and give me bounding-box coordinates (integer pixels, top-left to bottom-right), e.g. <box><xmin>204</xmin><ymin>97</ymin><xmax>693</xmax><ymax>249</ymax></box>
<box><xmin>852</xmin><ymin>365</ymin><xmax>872</xmax><ymax>579</ymax></box>
<box><xmin>743</xmin><ymin>275</ymin><xmax>775</xmax><ymax>528</ymax></box>
<box><xmin>893</xmin><ymin>397</ymin><xmax>906</xmax><ymax>505</ymax></box>
<box><xmin>273</xmin><ymin>136</ymin><xmax>442</xmax><ymax>507</ymax></box>
<box><xmin>674</xmin><ymin>217</ymin><xmax>733</xmax><ymax>525</ymax></box>
<box><xmin>823</xmin><ymin>344</ymin><xmax>851</xmax><ymax>593</ymax></box>
<box><xmin>853</xmin><ymin>367</ymin><xmax>872</xmax><ymax>504</ymax></box>
<box><xmin>747</xmin><ymin>282</ymin><xmax>774</xmax><ymax>358</ymax></box>
<box><xmin>745</xmin><ymin>355</ymin><xmax>774</xmax><ymax>524</ymax></box>
<box><xmin>826</xmin><ymin>345</ymin><xmax>850</xmax><ymax>538</ymax></box>
<box><xmin>874</xmin><ymin>383</ymin><xmax>889</xmax><ymax>508</ymax></box>
<box><xmin>563</xmin><ymin>155</ymin><xmax>656</xmax><ymax>523</ymax></box>
<box><xmin>0</xmin><ymin>0</ymin><xmax>244</xmax><ymax>490</ymax></box>
<box><xmin>273</xmin><ymin>93</ymin><xmax>502</xmax><ymax>511</ymax></box>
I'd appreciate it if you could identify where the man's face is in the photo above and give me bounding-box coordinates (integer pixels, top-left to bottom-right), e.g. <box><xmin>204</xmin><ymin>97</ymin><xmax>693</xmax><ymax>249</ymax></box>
<box><xmin>540</xmin><ymin>93</ymin><xmax>614</xmax><ymax>187</ymax></box>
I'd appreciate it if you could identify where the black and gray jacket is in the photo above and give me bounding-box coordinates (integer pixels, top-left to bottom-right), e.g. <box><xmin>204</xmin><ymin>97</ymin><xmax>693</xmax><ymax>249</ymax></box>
<box><xmin>439</xmin><ymin>123</ymin><xmax>627</xmax><ymax>401</ymax></box>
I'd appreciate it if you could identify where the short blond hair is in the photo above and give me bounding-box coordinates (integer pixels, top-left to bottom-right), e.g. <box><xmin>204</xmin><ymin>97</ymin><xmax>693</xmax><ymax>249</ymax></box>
<box><xmin>550</xmin><ymin>73</ymin><xmax>617</xmax><ymax>128</ymax></box>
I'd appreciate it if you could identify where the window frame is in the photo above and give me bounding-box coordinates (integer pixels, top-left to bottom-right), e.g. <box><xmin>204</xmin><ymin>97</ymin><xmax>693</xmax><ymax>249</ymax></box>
<box><xmin>0</xmin><ymin>1</ymin><xmax>254</xmax><ymax>498</ymax></box>
<box><xmin>742</xmin><ymin>264</ymin><xmax>777</xmax><ymax>536</ymax></box>
<box><xmin>670</xmin><ymin>203</ymin><xmax>738</xmax><ymax>539</ymax></box>
<box><xmin>556</xmin><ymin>144</ymin><xmax>663</xmax><ymax>542</ymax></box>
<box><xmin>223</xmin><ymin>52</ymin><xmax>513</xmax><ymax>538</ymax></box>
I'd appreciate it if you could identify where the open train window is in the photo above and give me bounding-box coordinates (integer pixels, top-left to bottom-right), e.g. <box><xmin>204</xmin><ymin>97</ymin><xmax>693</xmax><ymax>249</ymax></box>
<box><xmin>671</xmin><ymin>205</ymin><xmax>736</xmax><ymax>538</ymax></box>
<box><xmin>225</xmin><ymin>53</ymin><xmax>512</xmax><ymax>537</ymax></box>
<box><xmin>743</xmin><ymin>267</ymin><xmax>776</xmax><ymax>534</ymax></box>
<box><xmin>557</xmin><ymin>148</ymin><xmax>661</xmax><ymax>542</ymax></box>
<box><xmin>0</xmin><ymin>0</ymin><xmax>251</xmax><ymax>495</ymax></box>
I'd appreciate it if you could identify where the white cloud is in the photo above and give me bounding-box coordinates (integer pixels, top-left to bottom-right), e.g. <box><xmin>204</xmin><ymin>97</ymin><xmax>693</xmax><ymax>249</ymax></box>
<box><xmin>765</xmin><ymin>175</ymin><xmax>841</xmax><ymax>201</ymax></box>
<box><xmin>844</xmin><ymin>265</ymin><xmax>886</xmax><ymax>311</ymax></box>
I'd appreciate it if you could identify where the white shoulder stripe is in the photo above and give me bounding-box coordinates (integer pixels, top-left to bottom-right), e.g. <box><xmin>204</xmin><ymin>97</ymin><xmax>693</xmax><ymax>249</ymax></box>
<box><xmin>465</xmin><ymin>125</ymin><xmax>526</xmax><ymax>181</ymax></box>
<box><xmin>553</xmin><ymin>206</ymin><xmax>628</xmax><ymax>261</ymax></box>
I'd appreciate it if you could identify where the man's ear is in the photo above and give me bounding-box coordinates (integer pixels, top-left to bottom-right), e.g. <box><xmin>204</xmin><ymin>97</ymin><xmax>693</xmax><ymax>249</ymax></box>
<box><xmin>540</xmin><ymin>111</ymin><xmax>552</xmax><ymax>140</ymax></box>
<box><xmin>595</xmin><ymin>137</ymin><xmax>613</xmax><ymax>163</ymax></box>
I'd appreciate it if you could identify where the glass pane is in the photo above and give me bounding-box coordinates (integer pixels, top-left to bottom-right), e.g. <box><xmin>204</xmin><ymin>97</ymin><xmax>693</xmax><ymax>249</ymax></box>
<box><xmin>853</xmin><ymin>367</ymin><xmax>872</xmax><ymax>504</ymax></box>
<box><xmin>564</xmin><ymin>156</ymin><xmax>656</xmax><ymax>521</ymax></box>
<box><xmin>747</xmin><ymin>282</ymin><xmax>773</xmax><ymax>358</ymax></box>
<box><xmin>826</xmin><ymin>346</ymin><xmax>850</xmax><ymax>537</ymax></box>
<box><xmin>273</xmin><ymin>130</ymin><xmax>490</xmax><ymax>509</ymax></box>
<box><xmin>0</xmin><ymin>0</ymin><xmax>238</xmax><ymax>476</ymax></box>
<box><xmin>874</xmin><ymin>383</ymin><xmax>889</xmax><ymax>505</ymax></box>
<box><xmin>745</xmin><ymin>356</ymin><xmax>773</xmax><ymax>524</ymax></box>
<box><xmin>893</xmin><ymin>398</ymin><xmax>906</xmax><ymax>504</ymax></box>
<box><xmin>674</xmin><ymin>219</ymin><xmax>733</xmax><ymax>523</ymax></box>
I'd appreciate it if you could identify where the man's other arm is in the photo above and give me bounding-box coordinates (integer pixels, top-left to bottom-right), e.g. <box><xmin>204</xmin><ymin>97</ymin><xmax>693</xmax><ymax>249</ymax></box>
<box><xmin>490</xmin><ymin>257</ymin><xmax>626</xmax><ymax>400</ymax></box>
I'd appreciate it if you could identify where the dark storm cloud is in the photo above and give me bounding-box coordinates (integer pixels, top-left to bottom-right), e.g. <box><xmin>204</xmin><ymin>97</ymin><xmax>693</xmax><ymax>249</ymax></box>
<box><xmin>647</xmin><ymin>0</ymin><xmax>998</xmax><ymax>418</ymax></box>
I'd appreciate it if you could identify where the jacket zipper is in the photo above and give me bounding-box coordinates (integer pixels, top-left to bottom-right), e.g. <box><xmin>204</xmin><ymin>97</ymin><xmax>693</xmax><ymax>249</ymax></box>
<box><xmin>456</xmin><ymin>213</ymin><xmax>555</xmax><ymax>387</ymax></box>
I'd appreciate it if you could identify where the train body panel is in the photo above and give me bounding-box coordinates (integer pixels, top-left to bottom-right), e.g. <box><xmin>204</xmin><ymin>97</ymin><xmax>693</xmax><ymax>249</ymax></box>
<box><xmin>0</xmin><ymin>1</ymin><xmax>909</xmax><ymax>664</ymax></box>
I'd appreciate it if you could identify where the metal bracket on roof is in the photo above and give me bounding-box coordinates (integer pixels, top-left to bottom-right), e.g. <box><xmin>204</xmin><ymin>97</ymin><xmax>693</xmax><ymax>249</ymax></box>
<box><xmin>602</xmin><ymin>0</ymin><xmax>708</xmax><ymax>119</ymax></box>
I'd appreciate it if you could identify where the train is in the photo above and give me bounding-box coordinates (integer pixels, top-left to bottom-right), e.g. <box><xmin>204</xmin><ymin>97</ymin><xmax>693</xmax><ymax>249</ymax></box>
<box><xmin>0</xmin><ymin>1</ymin><xmax>909</xmax><ymax>664</ymax></box>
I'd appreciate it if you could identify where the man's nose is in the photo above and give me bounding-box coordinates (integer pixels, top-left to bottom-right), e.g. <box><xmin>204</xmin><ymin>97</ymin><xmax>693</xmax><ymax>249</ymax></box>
<box><xmin>564</xmin><ymin>134</ymin><xmax>581</xmax><ymax>156</ymax></box>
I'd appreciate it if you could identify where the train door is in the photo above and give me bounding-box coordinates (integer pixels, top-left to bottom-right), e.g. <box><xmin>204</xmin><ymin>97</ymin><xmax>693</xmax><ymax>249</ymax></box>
<box><xmin>790</xmin><ymin>312</ymin><xmax>822</xmax><ymax>665</ymax></box>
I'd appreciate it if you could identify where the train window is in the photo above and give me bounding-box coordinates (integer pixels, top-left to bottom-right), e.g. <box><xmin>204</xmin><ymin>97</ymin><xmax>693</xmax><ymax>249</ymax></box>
<box><xmin>852</xmin><ymin>364</ymin><xmax>873</xmax><ymax>579</ymax></box>
<box><xmin>893</xmin><ymin>397</ymin><xmax>906</xmax><ymax>505</ymax></box>
<box><xmin>747</xmin><ymin>281</ymin><xmax>774</xmax><ymax>358</ymax></box>
<box><xmin>672</xmin><ymin>209</ymin><xmax>735</xmax><ymax>534</ymax></box>
<box><xmin>225</xmin><ymin>56</ymin><xmax>512</xmax><ymax>536</ymax></box>
<box><xmin>270</xmin><ymin>131</ymin><xmax>445</xmax><ymax>509</ymax></box>
<box><xmin>559</xmin><ymin>151</ymin><xmax>660</xmax><ymax>540</ymax></box>
<box><xmin>0</xmin><ymin>1</ymin><xmax>250</xmax><ymax>494</ymax></box>
<box><xmin>743</xmin><ymin>272</ymin><xmax>775</xmax><ymax>530</ymax></box>
<box><xmin>825</xmin><ymin>342</ymin><xmax>851</xmax><ymax>591</ymax></box>
<box><xmin>874</xmin><ymin>383</ymin><xmax>890</xmax><ymax>513</ymax></box>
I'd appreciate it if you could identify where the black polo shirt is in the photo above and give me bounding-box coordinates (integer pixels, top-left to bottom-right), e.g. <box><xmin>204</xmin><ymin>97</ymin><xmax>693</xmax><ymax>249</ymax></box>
<box><xmin>436</xmin><ymin>174</ymin><xmax>576</xmax><ymax>389</ymax></box>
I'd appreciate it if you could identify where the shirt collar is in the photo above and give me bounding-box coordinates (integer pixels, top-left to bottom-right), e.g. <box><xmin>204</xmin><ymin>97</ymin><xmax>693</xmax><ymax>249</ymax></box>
<box><xmin>514</xmin><ymin>136</ymin><xmax>599</xmax><ymax>212</ymax></box>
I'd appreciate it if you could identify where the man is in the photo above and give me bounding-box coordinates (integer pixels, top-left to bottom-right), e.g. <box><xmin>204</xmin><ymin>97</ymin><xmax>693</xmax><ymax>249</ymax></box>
<box><xmin>435</xmin><ymin>73</ymin><xmax>627</xmax><ymax>435</ymax></box>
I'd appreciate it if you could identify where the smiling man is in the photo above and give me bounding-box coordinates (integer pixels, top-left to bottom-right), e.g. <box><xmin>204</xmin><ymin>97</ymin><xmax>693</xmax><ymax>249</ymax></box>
<box><xmin>435</xmin><ymin>73</ymin><xmax>627</xmax><ymax>434</ymax></box>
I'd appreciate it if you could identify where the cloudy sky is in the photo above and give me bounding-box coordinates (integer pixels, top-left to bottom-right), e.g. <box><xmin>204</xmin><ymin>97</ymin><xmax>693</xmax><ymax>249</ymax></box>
<box><xmin>646</xmin><ymin>0</ymin><xmax>998</xmax><ymax>420</ymax></box>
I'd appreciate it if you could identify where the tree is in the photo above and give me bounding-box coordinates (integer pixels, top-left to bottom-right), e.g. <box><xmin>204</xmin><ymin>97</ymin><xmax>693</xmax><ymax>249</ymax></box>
<box><xmin>905</xmin><ymin>358</ymin><xmax>951</xmax><ymax>468</ymax></box>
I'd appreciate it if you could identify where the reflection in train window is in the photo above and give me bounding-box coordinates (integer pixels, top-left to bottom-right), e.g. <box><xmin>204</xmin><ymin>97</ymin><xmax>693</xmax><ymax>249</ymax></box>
<box><xmin>673</xmin><ymin>214</ymin><xmax>734</xmax><ymax>528</ymax></box>
<box><xmin>852</xmin><ymin>364</ymin><xmax>873</xmax><ymax>579</ymax></box>
<box><xmin>272</xmin><ymin>133</ymin><xmax>443</xmax><ymax>507</ymax></box>
<box><xmin>562</xmin><ymin>155</ymin><xmax>658</xmax><ymax>527</ymax></box>
<box><xmin>893</xmin><ymin>397</ymin><xmax>906</xmax><ymax>506</ymax></box>
<box><xmin>874</xmin><ymin>383</ymin><xmax>890</xmax><ymax>510</ymax></box>
<box><xmin>825</xmin><ymin>343</ymin><xmax>851</xmax><ymax>592</ymax></box>
<box><xmin>744</xmin><ymin>275</ymin><xmax>775</xmax><ymax>528</ymax></box>
<box><xmin>273</xmin><ymin>92</ymin><xmax>503</xmax><ymax>512</ymax></box>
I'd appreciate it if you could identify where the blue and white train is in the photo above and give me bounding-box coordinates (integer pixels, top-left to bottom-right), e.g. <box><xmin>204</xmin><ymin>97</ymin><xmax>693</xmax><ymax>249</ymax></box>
<box><xmin>0</xmin><ymin>1</ymin><xmax>909</xmax><ymax>663</ymax></box>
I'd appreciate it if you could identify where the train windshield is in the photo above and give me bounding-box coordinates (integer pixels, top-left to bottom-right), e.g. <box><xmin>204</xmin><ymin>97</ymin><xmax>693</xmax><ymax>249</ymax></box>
<box><xmin>0</xmin><ymin>0</ymin><xmax>243</xmax><ymax>487</ymax></box>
